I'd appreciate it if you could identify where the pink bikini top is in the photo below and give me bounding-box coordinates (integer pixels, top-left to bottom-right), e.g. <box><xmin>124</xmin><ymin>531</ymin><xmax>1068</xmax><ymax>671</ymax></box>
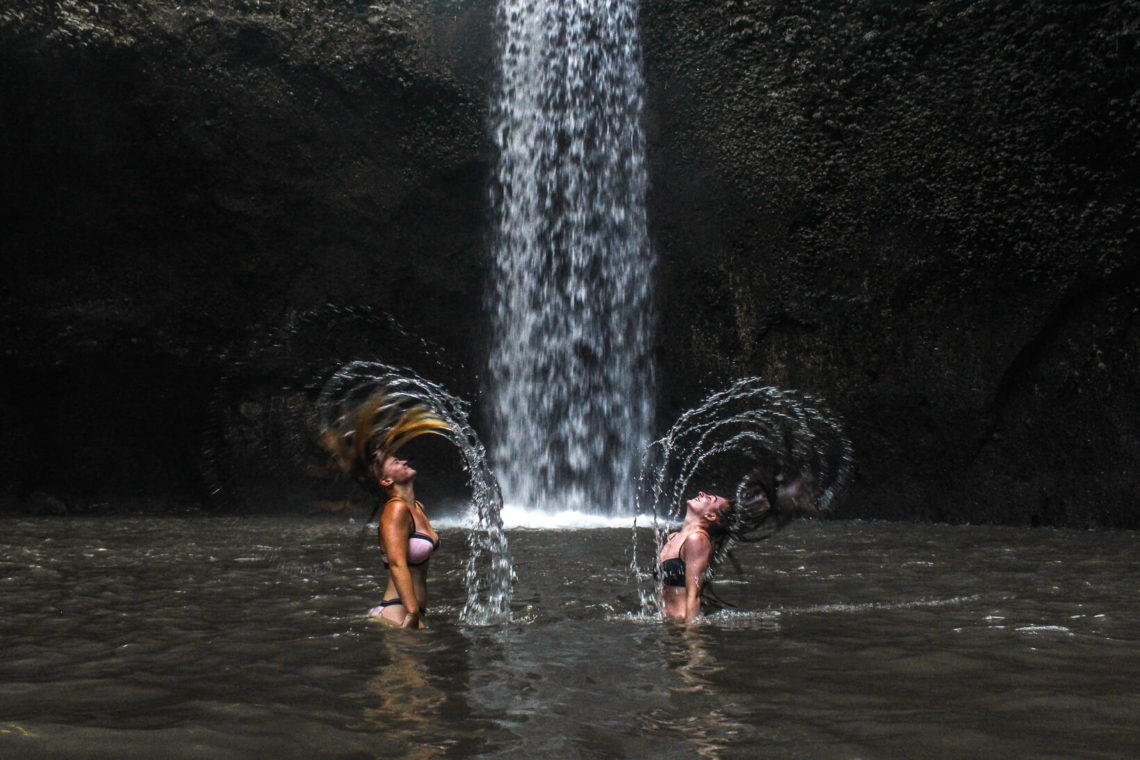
<box><xmin>381</xmin><ymin>500</ymin><xmax>440</xmax><ymax>567</ymax></box>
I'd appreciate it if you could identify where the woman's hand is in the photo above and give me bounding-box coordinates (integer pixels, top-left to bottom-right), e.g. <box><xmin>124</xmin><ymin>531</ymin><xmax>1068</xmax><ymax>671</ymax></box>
<box><xmin>401</xmin><ymin>611</ymin><xmax>424</xmax><ymax>629</ymax></box>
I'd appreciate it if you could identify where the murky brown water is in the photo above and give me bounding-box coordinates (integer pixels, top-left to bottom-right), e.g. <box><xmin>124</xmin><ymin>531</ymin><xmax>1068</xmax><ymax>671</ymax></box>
<box><xmin>1</xmin><ymin>516</ymin><xmax>1137</xmax><ymax>758</ymax></box>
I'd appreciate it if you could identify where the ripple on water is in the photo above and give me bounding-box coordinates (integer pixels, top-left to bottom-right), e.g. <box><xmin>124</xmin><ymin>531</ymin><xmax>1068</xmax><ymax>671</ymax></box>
<box><xmin>1</xmin><ymin>517</ymin><xmax>1138</xmax><ymax>759</ymax></box>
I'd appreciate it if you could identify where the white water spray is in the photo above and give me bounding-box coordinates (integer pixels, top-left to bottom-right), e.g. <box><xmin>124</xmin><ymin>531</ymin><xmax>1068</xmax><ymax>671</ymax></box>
<box><xmin>631</xmin><ymin>379</ymin><xmax>855</xmax><ymax>616</ymax></box>
<box><xmin>317</xmin><ymin>361</ymin><xmax>513</xmax><ymax>625</ymax></box>
<box><xmin>487</xmin><ymin>0</ymin><xmax>655</xmax><ymax>514</ymax></box>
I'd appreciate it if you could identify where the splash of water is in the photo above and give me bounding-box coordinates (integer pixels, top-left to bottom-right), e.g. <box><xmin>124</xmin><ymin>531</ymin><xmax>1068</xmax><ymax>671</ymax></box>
<box><xmin>632</xmin><ymin>378</ymin><xmax>855</xmax><ymax>615</ymax></box>
<box><xmin>486</xmin><ymin>0</ymin><xmax>655</xmax><ymax>514</ymax></box>
<box><xmin>317</xmin><ymin>361</ymin><xmax>513</xmax><ymax>625</ymax></box>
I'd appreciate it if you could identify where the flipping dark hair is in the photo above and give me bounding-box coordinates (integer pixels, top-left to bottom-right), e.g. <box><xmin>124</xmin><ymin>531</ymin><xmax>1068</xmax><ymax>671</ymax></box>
<box><xmin>707</xmin><ymin>464</ymin><xmax>814</xmax><ymax>573</ymax></box>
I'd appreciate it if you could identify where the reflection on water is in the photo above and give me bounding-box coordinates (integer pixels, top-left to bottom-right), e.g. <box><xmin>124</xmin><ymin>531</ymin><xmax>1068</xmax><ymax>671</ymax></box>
<box><xmin>357</xmin><ymin>636</ymin><xmax>448</xmax><ymax>758</ymax></box>
<box><xmin>640</xmin><ymin>628</ymin><xmax>750</xmax><ymax>760</ymax></box>
<box><xmin>0</xmin><ymin>516</ymin><xmax>1137</xmax><ymax>759</ymax></box>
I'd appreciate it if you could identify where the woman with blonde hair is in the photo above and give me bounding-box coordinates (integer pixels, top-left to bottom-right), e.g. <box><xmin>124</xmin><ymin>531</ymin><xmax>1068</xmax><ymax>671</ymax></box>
<box><xmin>322</xmin><ymin>394</ymin><xmax>450</xmax><ymax>629</ymax></box>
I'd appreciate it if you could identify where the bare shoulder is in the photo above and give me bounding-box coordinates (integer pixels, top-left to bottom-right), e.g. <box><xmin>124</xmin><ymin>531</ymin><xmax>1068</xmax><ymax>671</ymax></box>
<box><xmin>381</xmin><ymin>498</ymin><xmax>412</xmax><ymax>522</ymax></box>
<box><xmin>684</xmin><ymin>533</ymin><xmax>711</xmax><ymax>549</ymax></box>
<box><xmin>683</xmin><ymin>529</ymin><xmax>712</xmax><ymax>552</ymax></box>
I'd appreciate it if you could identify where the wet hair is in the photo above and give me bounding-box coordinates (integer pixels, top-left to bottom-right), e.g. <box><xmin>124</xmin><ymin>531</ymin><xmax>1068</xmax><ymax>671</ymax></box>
<box><xmin>319</xmin><ymin>391</ymin><xmax>450</xmax><ymax>495</ymax></box>
<box><xmin>706</xmin><ymin>464</ymin><xmax>814</xmax><ymax>573</ymax></box>
<box><xmin>702</xmin><ymin>498</ymin><xmax>736</xmax><ymax>567</ymax></box>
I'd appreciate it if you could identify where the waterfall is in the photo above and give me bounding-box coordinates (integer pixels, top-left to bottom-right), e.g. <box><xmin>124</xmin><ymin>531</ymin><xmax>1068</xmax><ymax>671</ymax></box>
<box><xmin>486</xmin><ymin>0</ymin><xmax>655</xmax><ymax>514</ymax></box>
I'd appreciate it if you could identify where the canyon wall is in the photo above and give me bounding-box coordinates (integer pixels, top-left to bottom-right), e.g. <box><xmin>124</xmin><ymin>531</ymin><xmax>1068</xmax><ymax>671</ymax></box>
<box><xmin>2</xmin><ymin>1</ymin><xmax>1137</xmax><ymax>525</ymax></box>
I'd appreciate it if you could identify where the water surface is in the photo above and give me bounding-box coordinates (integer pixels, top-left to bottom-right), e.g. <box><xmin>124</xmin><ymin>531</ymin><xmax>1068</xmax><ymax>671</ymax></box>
<box><xmin>2</xmin><ymin>517</ymin><xmax>1137</xmax><ymax>758</ymax></box>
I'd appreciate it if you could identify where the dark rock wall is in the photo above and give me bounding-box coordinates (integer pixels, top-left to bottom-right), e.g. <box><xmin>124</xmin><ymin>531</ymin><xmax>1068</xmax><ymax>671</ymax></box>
<box><xmin>2</xmin><ymin>1</ymin><xmax>496</xmax><ymax>500</ymax></box>
<box><xmin>2</xmin><ymin>1</ymin><xmax>1137</xmax><ymax>525</ymax></box>
<box><xmin>641</xmin><ymin>0</ymin><xmax>1139</xmax><ymax>526</ymax></box>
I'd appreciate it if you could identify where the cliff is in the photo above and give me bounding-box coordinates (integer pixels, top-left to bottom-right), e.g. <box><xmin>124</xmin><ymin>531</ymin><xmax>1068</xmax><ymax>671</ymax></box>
<box><xmin>2</xmin><ymin>0</ymin><xmax>1137</xmax><ymax>525</ymax></box>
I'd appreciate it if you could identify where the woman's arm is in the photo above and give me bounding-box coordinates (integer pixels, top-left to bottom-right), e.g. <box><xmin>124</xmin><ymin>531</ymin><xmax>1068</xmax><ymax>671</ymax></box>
<box><xmin>682</xmin><ymin>531</ymin><xmax>713</xmax><ymax>623</ymax></box>
<box><xmin>380</xmin><ymin>499</ymin><xmax>423</xmax><ymax>628</ymax></box>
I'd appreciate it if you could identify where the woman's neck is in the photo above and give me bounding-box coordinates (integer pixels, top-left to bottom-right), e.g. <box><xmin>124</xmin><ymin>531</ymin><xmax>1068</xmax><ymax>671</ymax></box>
<box><xmin>387</xmin><ymin>483</ymin><xmax>415</xmax><ymax>504</ymax></box>
<box><xmin>681</xmin><ymin>513</ymin><xmax>707</xmax><ymax>531</ymax></box>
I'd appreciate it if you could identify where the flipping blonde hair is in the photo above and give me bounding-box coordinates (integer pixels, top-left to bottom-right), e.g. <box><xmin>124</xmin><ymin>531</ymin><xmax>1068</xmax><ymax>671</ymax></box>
<box><xmin>320</xmin><ymin>392</ymin><xmax>451</xmax><ymax>489</ymax></box>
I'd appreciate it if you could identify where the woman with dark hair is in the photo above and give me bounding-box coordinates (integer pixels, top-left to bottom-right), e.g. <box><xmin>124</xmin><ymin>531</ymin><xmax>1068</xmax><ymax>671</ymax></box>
<box><xmin>657</xmin><ymin>469</ymin><xmax>809</xmax><ymax>623</ymax></box>
<box><xmin>656</xmin><ymin>492</ymin><xmax>734</xmax><ymax>623</ymax></box>
<box><xmin>322</xmin><ymin>394</ymin><xmax>450</xmax><ymax>629</ymax></box>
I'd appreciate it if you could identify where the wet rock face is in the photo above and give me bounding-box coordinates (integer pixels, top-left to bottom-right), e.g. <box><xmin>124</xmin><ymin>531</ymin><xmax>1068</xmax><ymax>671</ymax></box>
<box><xmin>2</xmin><ymin>1</ymin><xmax>1137</xmax><ymax>526</ymax></box>
<box><xmin>1</xmin><ymin>0</ymin><xmax>496</xmax><ymax>501</ymax></box>
<box><xmin>640</xmin><ymin>0</ymin><xmax>1140</xmax><ymax>526</ymax></box>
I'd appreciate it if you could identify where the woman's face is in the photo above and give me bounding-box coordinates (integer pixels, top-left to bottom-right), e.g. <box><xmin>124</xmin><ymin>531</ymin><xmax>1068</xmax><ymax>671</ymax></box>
<box><xmin>688</xmin><ymin>492</ymin><xmax>729</xmax><ymax>521</ymax></box>
<box><xmin>379</xmin><ymin>455</ymin><xmax>416</xmax><ymax>485</ymax></box>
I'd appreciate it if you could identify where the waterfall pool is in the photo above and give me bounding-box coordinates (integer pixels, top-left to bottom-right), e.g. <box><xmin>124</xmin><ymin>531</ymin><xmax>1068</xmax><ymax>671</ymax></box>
<box><xmin>2</xmin><ymin>514</ymin><xmax>1135</xmax><ymax>758</ymax></box>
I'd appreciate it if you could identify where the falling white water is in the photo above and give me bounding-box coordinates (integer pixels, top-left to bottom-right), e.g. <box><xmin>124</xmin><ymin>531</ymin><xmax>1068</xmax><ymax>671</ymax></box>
<box><xmin>486</xmin><ymin>0</ymin><xmax>655</xmax><ymax>514</ymax></box>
